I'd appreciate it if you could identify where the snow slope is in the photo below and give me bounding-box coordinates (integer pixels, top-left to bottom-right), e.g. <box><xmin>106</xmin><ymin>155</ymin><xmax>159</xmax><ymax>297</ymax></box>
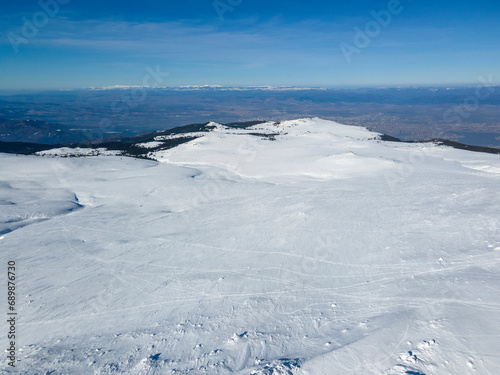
<box><xmin>152</xmin><ymin>119</ymin><xmax>395</xmax><ymax>180</ymax></box>
<box><xmin>1</xmin><ymin>118</ymin><xmax>500</xmax><ymax>374</ymax></box>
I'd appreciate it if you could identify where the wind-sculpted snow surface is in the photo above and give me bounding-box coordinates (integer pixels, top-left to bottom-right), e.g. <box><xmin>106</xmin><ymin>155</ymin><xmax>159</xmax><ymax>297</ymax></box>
<box><xmin>1</xmin><ymin>118</ymin><xmax>500</xmax><ymax>374</ymax></box>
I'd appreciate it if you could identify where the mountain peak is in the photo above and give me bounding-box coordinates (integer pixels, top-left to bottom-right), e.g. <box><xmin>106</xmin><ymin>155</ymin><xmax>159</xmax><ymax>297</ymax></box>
<box><xmin>149</xmin><ymin>118</ymin><xmax>393</xmax><ymax>181</ymax></box>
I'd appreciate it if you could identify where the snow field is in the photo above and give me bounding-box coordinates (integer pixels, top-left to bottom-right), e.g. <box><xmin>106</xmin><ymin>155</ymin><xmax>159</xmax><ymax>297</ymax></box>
<box><xmin>1</xmin><ymin>118</ymin><xmax>499</xmax><ymax>374</ymax></box>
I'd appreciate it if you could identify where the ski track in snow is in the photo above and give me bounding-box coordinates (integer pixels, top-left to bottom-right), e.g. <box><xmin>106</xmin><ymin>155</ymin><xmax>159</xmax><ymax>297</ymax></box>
<box><xmin>1</xmin><ymin>118</ymin><xmax>500</xmax><ymax>374</ymax></box>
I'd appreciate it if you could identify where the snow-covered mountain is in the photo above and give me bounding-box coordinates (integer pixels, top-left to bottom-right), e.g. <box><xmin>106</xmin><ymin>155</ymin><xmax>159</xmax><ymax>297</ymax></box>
<box><xmin>2</xmin><ymin>118</ymin><xmax>500</xmax><ymax>374</ymax></box>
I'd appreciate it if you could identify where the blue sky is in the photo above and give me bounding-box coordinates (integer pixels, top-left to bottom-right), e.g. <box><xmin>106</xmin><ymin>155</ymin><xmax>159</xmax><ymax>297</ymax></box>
<box><xmin>0</xmin><ymin>0</ymin><xmax>499</xmax><ymax>89</ymax></box>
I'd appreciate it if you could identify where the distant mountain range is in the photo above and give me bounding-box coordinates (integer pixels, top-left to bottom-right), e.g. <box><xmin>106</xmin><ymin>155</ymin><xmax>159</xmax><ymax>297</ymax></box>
<box><xmin>89</xmin><ymin>85</ymin><xmax>327</xmax><ymax>91</ymax></box>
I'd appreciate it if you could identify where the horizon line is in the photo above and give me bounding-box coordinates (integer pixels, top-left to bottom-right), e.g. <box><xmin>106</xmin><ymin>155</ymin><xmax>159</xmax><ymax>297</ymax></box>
<box><xmin>0</xmin><ymin>82</ymin><xmax>498</xmax><ymax>94</ymax></box>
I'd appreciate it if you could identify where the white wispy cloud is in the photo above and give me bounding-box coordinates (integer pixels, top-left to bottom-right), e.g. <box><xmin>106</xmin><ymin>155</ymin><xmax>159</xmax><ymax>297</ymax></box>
<box><xmin>4</xmin><ymin>18</ymin><xmax>348</xmax><ymax>64</ymax></box>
